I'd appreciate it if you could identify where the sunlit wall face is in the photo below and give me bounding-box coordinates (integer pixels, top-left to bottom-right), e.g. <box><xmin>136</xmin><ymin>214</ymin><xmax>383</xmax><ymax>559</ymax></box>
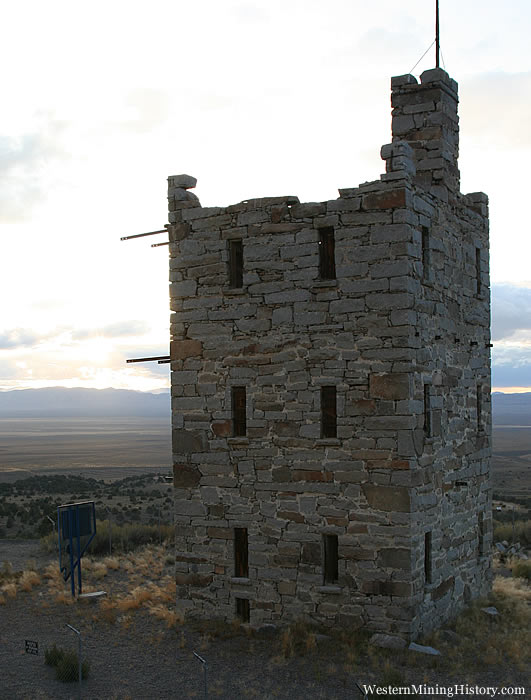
<box><xmin>1</xmin><ymin>0</ymin><xmax>530</xmax><ymax>392</ymax></box>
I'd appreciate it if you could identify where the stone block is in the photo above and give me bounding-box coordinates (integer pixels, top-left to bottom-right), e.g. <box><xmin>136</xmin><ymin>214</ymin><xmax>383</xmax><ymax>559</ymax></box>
<box><xmin>369</xmin><ymin>373</ymin><xmax>411</xmax><ymax>400</ymax></box>
<box><xmin>168</xmin><ymin>174</ymin><xmax>197</xmax><ymax>189</ymax></box>
<box><xmin>175</xmin><ymin>500</ymin><xmax>207</xmax><ymax>517</ymax></box>
<box><xmin>362</xmin><ymin>484</ymin><xmax>410</xmax><ymax>512</ymax></box>
<box><xmin>207</xmin><ymin>527</ymin><xmax>233</xmax><ymax>539</ymax></box>
<box><xmin>172</xmin><ymin>429</ymin><xmax>208</xmax><ymax>453</ymax></box>
<box><xmin>301</xmin><ymin>542</ymin><xmax>321</xmax><ymax>564</ymax></box>
<box><xmin>170</xmin><ymin>280</ymin><xmax>197</xmax><ymax>298</ymax></box>
<box><xmin>378</xmin><ymin>548</ymin><xmax>411</xmax><ymax>569</ymax></box>
<box><xmin>212</xmin><ymin>420</ymin><xmax>232</xmax><ymax>437</ymax></box>
<box><xmin>175</xmin><ymin>572</ymin><xmax>213</xmax><ymax>586</ymax></box>
<box><xmin>173</xmin><ymin>463</ymin><xmax>201</xmax><ymax>488</ymax></box>
<box><xmin>362</xmin><ymin>188</ymin><xmax>408</xmax><ymax>210</ymax></box>
<box><xmin>431</xmin><ymin>576</ymin><xmax>455</xmax><ymax>601</ymax></box>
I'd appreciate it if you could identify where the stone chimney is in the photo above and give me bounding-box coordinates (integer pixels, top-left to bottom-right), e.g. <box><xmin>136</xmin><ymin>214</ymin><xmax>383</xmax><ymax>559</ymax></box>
<box><xmin>391</xmin><ymin>68</ymin><xmax>459</xmax><ymax>201</ymax></box>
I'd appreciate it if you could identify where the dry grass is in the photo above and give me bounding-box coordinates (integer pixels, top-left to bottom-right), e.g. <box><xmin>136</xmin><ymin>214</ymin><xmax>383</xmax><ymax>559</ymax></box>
<box><xmin>493</xmin><ymin>573</ymin><xmax>531</xmax><ymax>600</ymax></box>
<box><xmin>147</xmin><ymin>602</ymin><xmax>183</xmax><ymax>628</ymax></box>
<box><xmin>2</xmin><ymin>582</ymin><xmax>18</xmax><ymax>599</ymax></box>
<box><xmin>280</xmin><ymin>619</ymin><xmax>318</xmax><ymax>658</ymax></box>
<box><xmin>116</xmin><ymin>585</ymin><xmax>155</xmax><ymax>611</ymax></box>
<box><xmin>19</xmin><ymin>570</ymin><xmax>41</xmax><ymax>592</ymax></box>
<box><xmin>103</xmin><ymin>556</ymin><xmax>120</xmax><ymax>570</ymax></box>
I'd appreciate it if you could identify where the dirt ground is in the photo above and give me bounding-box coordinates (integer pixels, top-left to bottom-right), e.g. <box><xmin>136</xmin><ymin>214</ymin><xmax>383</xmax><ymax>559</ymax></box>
<box><xmin>0</xmin><ymin>541</ymin><xmax>529</xmax><ymax>700</ymax></box>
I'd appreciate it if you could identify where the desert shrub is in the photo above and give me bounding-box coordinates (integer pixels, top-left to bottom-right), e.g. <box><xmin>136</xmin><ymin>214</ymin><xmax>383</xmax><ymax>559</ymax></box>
<box><xmin>45</xmin><ymin>643</ymin><xmax>64</xmax><ymax>667</ymax></box>
<box><xmin>512</xmin><ymin>559</ymin><xmax>531</xmax><ymax>580</ymax></box>
<box><xmin>41</xmin><ymin>519</ymin><xmax>173</xmax><ymax>556</ymax></box>
<box><xmin>20</xmin><ymin>570</ymin><xmax>41</xmax><ymax>592</ymax></box>
<box><xmin>493</xmin><ymin>519</ymin><xmax>531</xmax><ymax>546</ymax></box>
<box><xmin>45</xmin><ymin>644</ymin><xmax>89</xmax><ymax>682</ymax></box>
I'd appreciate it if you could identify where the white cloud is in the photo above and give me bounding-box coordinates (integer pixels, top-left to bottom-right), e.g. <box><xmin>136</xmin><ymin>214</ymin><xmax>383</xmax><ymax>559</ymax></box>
<box><xmin>492</xmin><ymin>284</ymin><xmax>531</xmax><ymax>341</ymax></box>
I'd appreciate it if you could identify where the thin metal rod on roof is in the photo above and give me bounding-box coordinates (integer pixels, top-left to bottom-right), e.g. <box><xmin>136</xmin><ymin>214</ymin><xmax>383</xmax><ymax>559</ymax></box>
<box><xmin>126</xmin><ymin>355</ymin><xmax>170</xmax><ymax>364</ymax></box>
<box><xmin>157</xmin><ymin>359</ymin><xmax>171</xmax><ymax>364</ymax></box>
<box><xmin>435</xmin><ymin>0</ymin><xmax>440</xmax><ymax>69</ymax></box>
<box><xmin>120</xmin><ymin>229</ymin><xmax>167</xmax><ymax>241</ymax></box>
<box><xmin>151</xmin><ymin>241</ymin><xmax>169</xmax><ymax>248</ymax></box>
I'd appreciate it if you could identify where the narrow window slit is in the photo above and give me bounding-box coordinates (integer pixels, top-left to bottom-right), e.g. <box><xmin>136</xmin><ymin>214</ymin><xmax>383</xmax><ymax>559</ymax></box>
<box><xmin>476</xmin><ymin>383</ymin><xmax>482</xmax><ymax>431</ymax></box>
<box><xmin>478</xmin><ymin>512</ymin><xmax>484</xmax><ymax>557</ymax></box>
<box><xmin>422</xmin><ymin>227</ymin><xmax>430</xmax><ymax>280</ymax></box>
<box><xmin>232</xmin><ymin>386</ymin><xmax>246</xmax><ymax>436</ymax></box>
<box><xmin>236</xmin><ymin>597</ymin><xmax>250</xmax><ymax>622</ymax></box>
<box><xmin>323</xmin><ymin>534</ymin><xmax>339</xmax><ymax>584</ymax></box>
<box><xmin>228</xmin><ymin>239</ymin><xmax>243</xmax><ymax>288</ymax></box>
<box><xmin>424</xmin><ymin>532</ymin><xmax>432</xmax><ymax>584</ymax></box>
<box><xmin>423</xmin><ymin>385</ymin><xmax>431</xmax><ymax>437</ymax></box>
<box><xmin>234</xmin><ymin>527</ymin><xmax>248</xmax><ymax>578</ymax></box>
<box><xmin>321</xmin><ymin>386</ymin><xmax>337</xmax><ymax>438</ymax></box>
<box><xmin>475</xmin><ymin>247</ymin><xmax>481</xmax><ymax>295</ymax></box>
<box><xmin>318</xmin><ymin>227</ymin><xmax>336</xmax><ymax>280</ymax></box>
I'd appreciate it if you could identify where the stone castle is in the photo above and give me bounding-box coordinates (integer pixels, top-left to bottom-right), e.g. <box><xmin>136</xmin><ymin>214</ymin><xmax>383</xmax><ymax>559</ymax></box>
<box><xmin>167</xmin><ymin>68</ymin><xmax>491</xmax><ymax>641</ymax></box>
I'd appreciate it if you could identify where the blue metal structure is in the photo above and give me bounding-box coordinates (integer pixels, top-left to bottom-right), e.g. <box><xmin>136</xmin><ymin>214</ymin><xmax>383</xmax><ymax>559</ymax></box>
<box><xmin>57</xmin><ymin>501</ymin><xmax>96</xmax><ymax>597</ymax></box>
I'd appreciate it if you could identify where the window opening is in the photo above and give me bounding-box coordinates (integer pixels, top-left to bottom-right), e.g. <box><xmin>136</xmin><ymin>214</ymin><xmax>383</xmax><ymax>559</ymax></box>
<box><xmin>232</xmin><ymin>386</ymin><xmax>247</xmax><ymax>436</ymax></box>
<box><xmin>318</xmin><ymin>227</ymin><xmax>336</xmax><ymax>280</ymax></box>
<box><xmin>475</xmin><ymin>247</ymin><xmax>481</xmax><ymax>295</ymax></box>
<box><xmin>234</xmin><ymin>527</ymin><xmax>249</xmax><ymax>578</ymax></box>
<box><xmin>478</xmin><ymin>512</ymin><xmax>485</xmax><ymax>557</ymax></box>
<box><xmin>236</xmin><ymin>597</ymin><xmax>250</xmax><ymax>622</ymax></box>
<box><xmin>424</xmin><ymin>532</ymin><xmax>432</xmax><ymax>584</ymax></box>
<box><xmin>321</xmin><ymin>386</ymin><xmax>337</xmax><ymax>438</ymax></box>
<box><xmin>228</xmin><ymin>239</ymin><xmax>243</xmax><ymax>288</ymax></box>
<box><xmin>422</xmin><ymin>227</ymin><xmax>431</xmax><ymax>280</ymax></box>
<box><xmin>323</xmin><ymin>534</ymin><xmax>339</xmax><ymax>584</ymax></box>
<box><xmin>423</xmin><ymin>385</ymin><xmax>431</xmax><ymax>437</ymax></box>
<box><xmin>476</xmin><ymin>383</ymin><xmax>482</xmax><ymax>431</ymax></box>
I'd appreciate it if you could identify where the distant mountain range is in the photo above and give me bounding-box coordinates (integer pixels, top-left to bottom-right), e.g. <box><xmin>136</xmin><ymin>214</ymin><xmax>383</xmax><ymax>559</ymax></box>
<box><xmin>0</xmin><ymin>387</ymin><xmax>170</xmax><ymax>418</ymax></box>
<box><xmin>0</xmin><ymin>387</ymin><xmax>530</xmax><ymax>424</ymax></box>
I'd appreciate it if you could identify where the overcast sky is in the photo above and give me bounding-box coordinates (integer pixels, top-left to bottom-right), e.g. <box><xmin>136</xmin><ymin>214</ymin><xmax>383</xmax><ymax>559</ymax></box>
<box><xmin>1</xmin><ymin>0</ymin><xmax>530</xmax><ymax>393</ymax></box>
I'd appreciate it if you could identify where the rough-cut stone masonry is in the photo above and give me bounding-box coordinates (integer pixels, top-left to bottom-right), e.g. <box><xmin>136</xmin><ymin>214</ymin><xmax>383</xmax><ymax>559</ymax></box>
<box><xmin>168</xmin><ymin>68</ymin><xmax>491</xmax><ymax>642</ymax></box>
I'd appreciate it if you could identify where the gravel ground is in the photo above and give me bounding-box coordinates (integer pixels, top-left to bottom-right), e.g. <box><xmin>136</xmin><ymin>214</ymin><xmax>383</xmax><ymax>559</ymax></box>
<box><xmin>0</xmin><ymin>542</ymin><xmax>529</xmax><ymax>700</ymax></box>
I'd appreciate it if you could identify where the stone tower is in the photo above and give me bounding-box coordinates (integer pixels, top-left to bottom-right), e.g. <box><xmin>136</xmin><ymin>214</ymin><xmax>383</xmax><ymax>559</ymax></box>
<box><xmin>167</xmin><ymin>68</ymin><xmax>491</xmax><ymax>641</ymax></box>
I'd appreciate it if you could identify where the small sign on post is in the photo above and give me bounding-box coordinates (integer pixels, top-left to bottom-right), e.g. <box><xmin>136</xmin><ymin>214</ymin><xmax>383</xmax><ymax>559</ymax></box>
<box><xmin>25</xmin><ymin>640</ymin><xmax>38</xmax><ymax>655</ymax></box>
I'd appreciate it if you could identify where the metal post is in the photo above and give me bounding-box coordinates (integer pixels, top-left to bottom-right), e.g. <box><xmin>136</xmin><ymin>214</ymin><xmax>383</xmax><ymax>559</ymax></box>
<box><xmin>193</xmin><ymin>652</ymin><xmax>208</xmax><ymax>700</ymax></box>
<box><xmin>46</xmin><ymin>515</ymin><xmax>57</xmax><ymax>550</ymax></box>
<box><xmin>66</xmin><ymin>624</ymin><xmax>82</xmax><ymax>700</ymax></box>
<box><xmin>435</xmin><ymin>0</ymin><xmax>440</xmax><ymax>68</ymax></box>
<box><xmin>105</xmin><ymin>508</ymin><xmax>112</xmax><ymax>555</ymax></box>
<box><xmin>75</xmin><ymin>505</ymin><xmax>82</xmax><ymax>595</ymax></box>
<box><xmin>68</xmin><ymin>511</ymin><xmax>75</xmax><ymax>598</ymax></box>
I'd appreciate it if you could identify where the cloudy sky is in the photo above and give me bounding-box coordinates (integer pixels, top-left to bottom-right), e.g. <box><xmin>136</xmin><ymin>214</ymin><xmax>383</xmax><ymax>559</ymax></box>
<box><xmin>1</xmin><ymin>0</ymin><xmax>530</xmax><ymax>394</ymax></box>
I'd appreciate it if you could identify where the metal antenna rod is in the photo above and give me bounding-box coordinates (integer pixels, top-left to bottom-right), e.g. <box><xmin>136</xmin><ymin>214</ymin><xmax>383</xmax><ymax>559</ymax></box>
<box><xmin>435</xmin><ymin>0</ymin><xmax>440</xmax><ymax>68</ymax></box>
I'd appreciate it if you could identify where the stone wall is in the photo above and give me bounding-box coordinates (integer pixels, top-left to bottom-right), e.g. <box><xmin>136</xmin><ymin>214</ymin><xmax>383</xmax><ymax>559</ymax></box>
<box><xmin>168</xmin><ymin>68</ymin><xmax>491</xmax><ymax>640</ymax></box>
